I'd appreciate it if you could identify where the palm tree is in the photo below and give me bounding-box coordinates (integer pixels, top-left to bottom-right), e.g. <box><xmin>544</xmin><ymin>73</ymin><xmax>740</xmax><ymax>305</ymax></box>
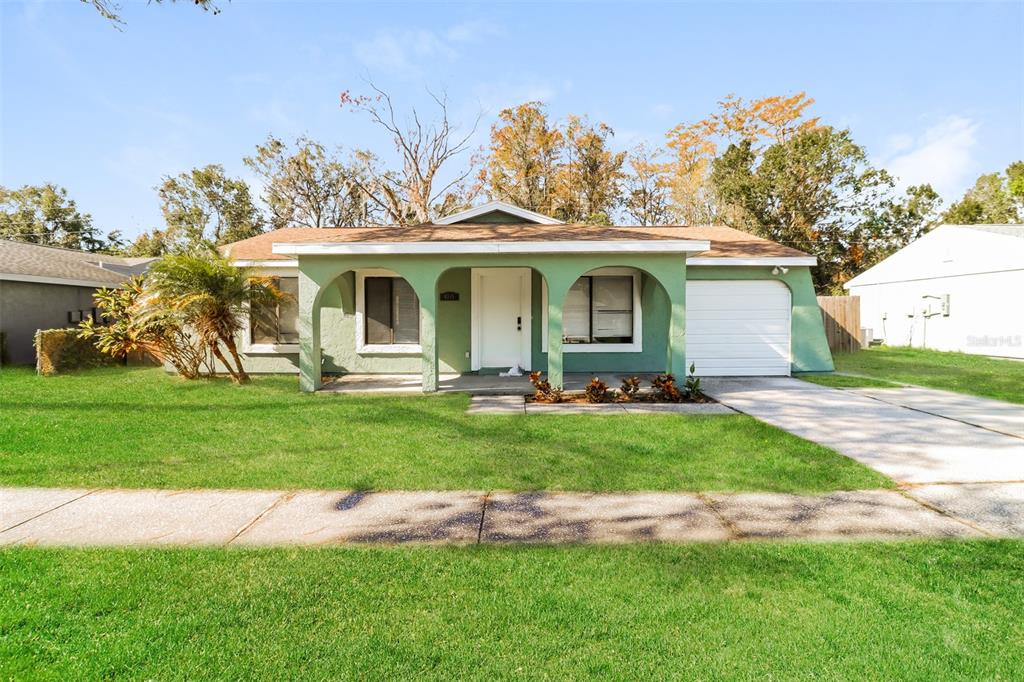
<box><xmin>144</xmin><ymin>245</ymin><xmax>285</xmax><ymax>383</ymax></box>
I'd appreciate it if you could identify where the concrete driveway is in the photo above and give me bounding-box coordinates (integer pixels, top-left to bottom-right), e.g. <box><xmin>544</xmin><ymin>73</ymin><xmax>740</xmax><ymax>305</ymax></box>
<box><xmin>703</xmin><ymin>378</ymin><xmax>1024</xmax><ymax>536</ymax></box>
<box><xmin>850</xmin><ymin>386</ymin><xmax>1024</xmax><ymax>439</ymax></box>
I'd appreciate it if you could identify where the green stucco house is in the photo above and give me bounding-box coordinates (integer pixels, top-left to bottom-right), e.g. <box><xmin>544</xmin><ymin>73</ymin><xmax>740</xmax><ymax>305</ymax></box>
<box><xmin>223</xmin><ymin>201</ymin><xmax>833</xmax><ymax>392</ymax></box>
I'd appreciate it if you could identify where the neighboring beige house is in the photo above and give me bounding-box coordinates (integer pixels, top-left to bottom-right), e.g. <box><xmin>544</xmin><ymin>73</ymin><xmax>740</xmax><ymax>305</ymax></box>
<box><xmin>0</xmin><ymin>239</ymin><xmax>154</xmax><ymax>365</ymax></box>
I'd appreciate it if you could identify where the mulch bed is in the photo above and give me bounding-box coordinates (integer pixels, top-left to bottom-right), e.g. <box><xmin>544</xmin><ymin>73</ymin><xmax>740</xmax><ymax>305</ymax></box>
<box><xmin>526</xmin><ymin>391</ymin><xmax>716</xmax><ymax>405</ymax></box>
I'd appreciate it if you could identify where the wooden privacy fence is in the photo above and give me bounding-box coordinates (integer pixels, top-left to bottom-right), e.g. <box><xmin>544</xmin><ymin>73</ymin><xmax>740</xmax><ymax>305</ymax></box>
<box><xmin>817</xmin><ymin>295</ymin><xmax>862</xmax><ymax>353</ymax></box>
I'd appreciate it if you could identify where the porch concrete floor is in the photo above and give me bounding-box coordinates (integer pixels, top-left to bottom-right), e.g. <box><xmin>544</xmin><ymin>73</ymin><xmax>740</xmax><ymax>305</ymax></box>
<box><xmin>320</xmin><ymin>372</ymin><xmax>661</xmax><ymax>395</ymax></box>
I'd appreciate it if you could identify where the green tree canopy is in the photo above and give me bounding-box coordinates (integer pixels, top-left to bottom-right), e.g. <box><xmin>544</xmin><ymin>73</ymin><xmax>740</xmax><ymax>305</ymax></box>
<box><xmin>244</xmin><ymin>135</ymin><xmax>369</xmax><ymax>230</ymax></box>
<box><xmin>554</xmin><ymin>116</ymin><xmax>626</xmax><ymax>224</ymax></box>
<box><xmin>155</xmin><ymin>165</ymin><xmax>264</xmax><ymax>250</ymax></box>
<box><xmin>942</xmin><ymin>162</ymin><xmax>1024</xmax><ymax>224</ymax></box>
<box><xmin>622</xmin><ymin>144</ymin><xmax>673</xmax><ymax>226</ymax></box>
<box><xmin>488</xmin><ymin>102</ymin><xmax>563</xmax><ymax>216</ymax></box>
<box><xmin>0</xmin><ymin>183</ymin><xmax>122</xmax><ymax>253</ymax></box>
<box><xmin>710</xmin><ymin>127</ymin><xmax>899</xmax><ymax>292</ymax></box>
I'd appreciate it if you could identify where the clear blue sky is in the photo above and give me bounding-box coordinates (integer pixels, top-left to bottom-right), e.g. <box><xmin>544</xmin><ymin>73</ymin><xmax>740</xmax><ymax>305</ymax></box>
<box><xmin>2</xmin><ymin>0</ymin><xmax>1022</xmax><ymax>238</ymax></box>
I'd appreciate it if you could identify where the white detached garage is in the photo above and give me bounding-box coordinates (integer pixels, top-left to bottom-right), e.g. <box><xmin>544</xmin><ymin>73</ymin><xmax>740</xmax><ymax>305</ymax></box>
<box><xmin>686</xmin><ymin>280</ymin><xmax>792</xmax><ymax>376</ymax></box>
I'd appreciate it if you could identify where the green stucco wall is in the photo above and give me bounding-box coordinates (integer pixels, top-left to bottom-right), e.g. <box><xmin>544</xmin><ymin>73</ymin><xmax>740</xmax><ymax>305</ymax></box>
<box><xmin>527</xmin><ymin>271</ymin><xmax>673</xmax><ymax>373</ymax></box>
<box><xmin>291</xmin><ymin>252</ymin><xmax>688</xmax><ymax>391</ymax></box>
<box><xmin>235</xmin><ymin>268</ymin><xmax>473</xmax><ymax>375</ymax></box>
<box><xmin>235</xmin><ymin>254</ymin><xmax>832</xmax><ymax>388</ymax></box>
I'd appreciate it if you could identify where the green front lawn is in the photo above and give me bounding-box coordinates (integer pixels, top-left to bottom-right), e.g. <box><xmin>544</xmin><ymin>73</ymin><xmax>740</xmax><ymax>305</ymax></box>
<box><xmin>2</xmin><ymin>542</ymin><xmax>1021</xmax><ymax>678</ymax></box>
<box><xmin>0</xmin><ymin>367</ymin><xmax>888</xmax><ymax>493</ymax></box>
<box><xmin>801</xmin><ymin>346</ymin><xmax>1024</xmax><ymax>403</ymax></box>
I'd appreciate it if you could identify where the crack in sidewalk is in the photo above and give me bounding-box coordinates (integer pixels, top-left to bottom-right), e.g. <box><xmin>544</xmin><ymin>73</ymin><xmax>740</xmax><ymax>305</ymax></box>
<box><xmin>696</xmin><ymin>493</ymin><xmax>741</xmax><ymax>540</ymax></box>
<box><xmin>896</xmin><ymin>487</ymin><xmax>996</xmax><ymax>538</ymax></box>
<box><xmin>227</xmin><ymin>492</ymin><xmax>292</xmax><ymax>545</ymax></box>
<box><xmin>856</xmin><ymin>391</ymin><xmax>1024</xmax><ymax>441</ymax></box>
<box><xmin>0</xmin><ymin>489</ymin><xmax>97</xmax><ymax>535</ymax></box>
<box><xmin>476</xmin><ymin>492</ymin><xmax>491</xmax><ymax>544</ymax></box>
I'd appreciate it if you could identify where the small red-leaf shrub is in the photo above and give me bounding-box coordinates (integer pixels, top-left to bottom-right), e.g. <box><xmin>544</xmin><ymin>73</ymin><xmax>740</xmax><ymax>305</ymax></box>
<box><xmin>584</xmin><ymin>377</ymin><xmax>610</xmax><ymax>403</ymax></box>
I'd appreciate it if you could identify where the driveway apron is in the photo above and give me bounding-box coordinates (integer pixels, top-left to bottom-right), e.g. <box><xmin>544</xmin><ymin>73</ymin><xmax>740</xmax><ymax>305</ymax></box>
<box><xmin>702</xmin><ymin>378</ymin><xmax>1024</xmax><ymax>485</ymax></box>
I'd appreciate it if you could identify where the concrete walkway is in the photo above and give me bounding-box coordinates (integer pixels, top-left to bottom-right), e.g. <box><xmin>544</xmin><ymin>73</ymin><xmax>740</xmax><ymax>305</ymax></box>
<box><xmin>703</xmin><ymin>378</ymin><xmax>1024</xmax><ymax>539</ymax></box>
<box><xmin>0</xmin><ymin>486</ymin><xmax>988</xmax><ymax>547</ymax></box>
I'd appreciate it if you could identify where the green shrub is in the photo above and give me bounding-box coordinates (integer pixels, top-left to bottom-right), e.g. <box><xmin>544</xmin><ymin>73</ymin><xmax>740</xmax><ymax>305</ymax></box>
<box><xmin>34</xmin><ymin>328</ymin><xmax>115</xmax><ymax>376</ymax></box>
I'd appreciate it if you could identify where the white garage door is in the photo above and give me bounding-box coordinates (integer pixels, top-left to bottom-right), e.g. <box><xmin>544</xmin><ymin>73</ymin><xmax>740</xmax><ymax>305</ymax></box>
<box><xmin>686</xmin><ymin>280</ymin><xmax>792</xmax><ymax>376</ymax></box>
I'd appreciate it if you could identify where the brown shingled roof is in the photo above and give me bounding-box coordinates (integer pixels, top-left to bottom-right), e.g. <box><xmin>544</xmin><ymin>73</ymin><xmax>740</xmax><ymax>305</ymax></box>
<box><xmin>222</xmin><ymin>224</ymin><xmax>810</xmax><ymax>261</ymax></box>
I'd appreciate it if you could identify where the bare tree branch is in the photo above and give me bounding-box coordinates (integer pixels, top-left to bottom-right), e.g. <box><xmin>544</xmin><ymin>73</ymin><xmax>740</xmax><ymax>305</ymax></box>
<box><xmin>340</xmin><ymin>83</ymin><xmax>482</xmax><ymax>224</ymax></box>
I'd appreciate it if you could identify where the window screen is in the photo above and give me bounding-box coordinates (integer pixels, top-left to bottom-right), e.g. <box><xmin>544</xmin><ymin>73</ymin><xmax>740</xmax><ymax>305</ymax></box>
<box><xmin>591</xmin><ymin>276</ymin><xmax>633</xmax><ymax>343</ymax></box>
<box><xmin>277</xmin><ymin>277</ymin><xmax>299</xmax><ymax>343</ymax></box>
<box><xmin>250</xmin><ymin>277</ymin><xmax>299</xmax><ymax>345</ymax></box>
<box><xmin>364</xmin><ymin>277</ymin><xmax>420</xmax><ymax>345</ymax></box>
<box><xmin>561</xmin><ymin>275</ymin><xmax>634</xmax><ymax>344</ymax></box>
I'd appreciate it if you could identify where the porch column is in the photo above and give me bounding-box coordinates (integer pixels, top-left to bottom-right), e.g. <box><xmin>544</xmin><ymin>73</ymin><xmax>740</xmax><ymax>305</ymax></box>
<box><xmin>539</xmin><ymin>272</ymin><xmax>576</xmax><ymax>390</ymax></box>
<box><xmin>403</xmin><ymin>268</ymin><xmax>444</xmax><ymax>393</ymax></box>
<box><xmin>662</xmin><ymin>260</ymin><xmax>687</xmax><ymax>376</ymax></box>
<box><xmin>298</xmin><ymin>268</ymin><xmax>322</xmax><ymax>392</ymax></box>
<box><xmin>546</xmin><ymin>285</ymin><xmax>566</xmax><ymax>389</ymax></box>
<box><xmin>419</xmin><ymin>293</ymin><xmax>439</xmax><ymax>392</ymax></box>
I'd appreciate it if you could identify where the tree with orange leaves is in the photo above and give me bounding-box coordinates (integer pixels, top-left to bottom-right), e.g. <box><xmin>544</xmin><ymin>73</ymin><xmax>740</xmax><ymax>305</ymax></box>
<box><xmin>488</xmin><ymin>102</ymin><xmax>562</xmax><ymax>216</ymax></box>
<box><xmin>664</xmin><ymin>92</ymin><xmax>819</xmax><ymax>224</ymax></box>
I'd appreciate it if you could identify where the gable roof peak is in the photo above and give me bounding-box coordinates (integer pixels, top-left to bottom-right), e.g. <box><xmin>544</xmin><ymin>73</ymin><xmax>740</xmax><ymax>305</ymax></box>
<box><xmin>434</xmin><ymin>200</ymin><xmax>564</xmax><ymax>225</ymax></box>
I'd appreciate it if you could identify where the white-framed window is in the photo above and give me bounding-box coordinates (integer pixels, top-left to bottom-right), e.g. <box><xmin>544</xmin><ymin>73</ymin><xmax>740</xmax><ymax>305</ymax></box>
<box><xmin>355</xmin><ymin>269</ymin><xmax>422</xmax><ymax>354</ymax></box>
<box><xmin>243</xmin><ymin>267</ymin><xmax>300</xmax><ymax>353</ymax></box>
<box><xmin>542</xmin><ymin>268</ymin><xmax>643</xmax><ymax>353</ymax></box>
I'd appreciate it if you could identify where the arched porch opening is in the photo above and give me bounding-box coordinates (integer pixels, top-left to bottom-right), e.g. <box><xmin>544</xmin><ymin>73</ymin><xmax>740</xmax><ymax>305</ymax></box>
<box><xmin>536</xmin><ymin>259</ymin><xmax>687</xmax><ymax>389</ymax></box>
<box><xmin>298</xmin><ymin>262</ymin><xmax>447</xmax><ymax>392</ymax></box>
<box><xmin>434</xmin><ymin>265</ymin><xmax>550</xmax><ymax>377</ymax></box>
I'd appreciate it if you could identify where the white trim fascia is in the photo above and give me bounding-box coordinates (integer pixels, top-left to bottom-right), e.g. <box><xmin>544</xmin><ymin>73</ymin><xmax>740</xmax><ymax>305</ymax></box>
<box><xmin>232</xmin><ymin>259</ymin><xmax>299</xmax><ymax>268</ymax></box>
<box><xmin>541</xmin><ymin>268</ymin><xmax>644</xmax><ymax>354</ymax></box>
<box><xmin>0</xmin><ymin>273</ymin><xmax>124</xmax><ymax>288</ymax></box>
<box><xmin>434</xmin><ymin>200</ymin><xmax>564</xmax><ymax>225</ymax></box>
<box><xmin>686</xmin><ymin>256</ymin><xmax>817</xmax><ymax>266</ymax></box>
<box><xmin>358</xmin><ymin>343</ymin><xmax>423</xmax><ymax>355</ymax></box>
<box><xmin>354</xmin><ymin>269</ymin><xmax>423</xmax><ymax>355</ymax></box>
<box><xmin>273</xmin><ymin>240</ymin><xmax>711</xmax><ymax>256</ymax></box>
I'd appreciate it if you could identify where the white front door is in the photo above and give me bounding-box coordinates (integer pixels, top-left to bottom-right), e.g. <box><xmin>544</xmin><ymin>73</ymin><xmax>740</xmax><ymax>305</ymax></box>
<box><xmin>472</xmin><ymin>268</ymin><xmax>531</xmax><ymax>371</ymax></box>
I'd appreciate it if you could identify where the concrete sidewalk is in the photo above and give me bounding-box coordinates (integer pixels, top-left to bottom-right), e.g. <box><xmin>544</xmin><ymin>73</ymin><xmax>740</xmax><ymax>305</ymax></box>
<box><xmin>0</xmin><ymin>486</ymin><xmax>990</xmax><ymax>547</ymax></box>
